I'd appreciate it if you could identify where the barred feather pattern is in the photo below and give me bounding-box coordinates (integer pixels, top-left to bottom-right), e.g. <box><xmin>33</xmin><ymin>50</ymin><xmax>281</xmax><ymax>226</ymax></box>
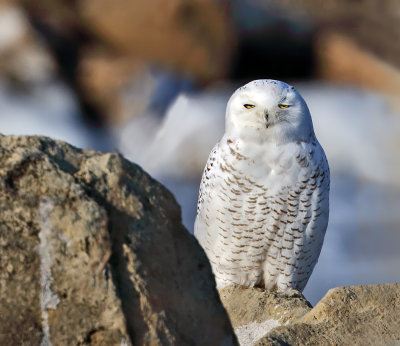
<box><xmin>195</xmin><ymin>135</ymin><xmax>330</xmax><ymax>292</ymax></box>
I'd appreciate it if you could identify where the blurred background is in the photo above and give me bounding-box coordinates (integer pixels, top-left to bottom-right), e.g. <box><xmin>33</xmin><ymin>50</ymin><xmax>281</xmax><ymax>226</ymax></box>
<box><xmin>0</xmin><ymin>0</ymin><xmax>399</xmax><ymax>304</ymax></box>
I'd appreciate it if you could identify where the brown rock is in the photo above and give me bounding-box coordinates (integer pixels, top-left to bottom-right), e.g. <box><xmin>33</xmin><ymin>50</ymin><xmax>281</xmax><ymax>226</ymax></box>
<box><xmin>77</xmin><ymin>51</ymin><xmax>153</xmax><ymax>123</ymax></box>
<box><xmin>315</xmin><ymin>31</ymin><xmax>400</xmax><ymax>96</ymax></box>
<box><xmin>0</xmin><ymin>135</ymin><xmax>237</xmax><ymax>345</ymax></box>
<box><xmin>255</xmin><ymin>283</ymin><xmax>400</xmax><ymax>345</ymax></box>
<box><xmin>219</xmin><ymin>285</ymin><xmax>312</xmax><ymax>329</ymax></box>
<box><xmin>0</xmin><ymin>3</ymin><xmax>56</xmax><ymax>89</ymax></box>
<box><xmin>79</xmin><ymin>0</ymin><xmax>233</xmax><ymax>82</ymax></box>
<box><xmin>16</xmin><ymin>0</ymin><xmax>233</xmax><ymax>124</ymax></box>
<box><xmin>267</xmin><ymin>0</ymin><xmax>400</xmax><ymax>71</ymax></box>
<box><xmin>219</xmin><ymin>285</ymin><xmax>311</xmax><ymax>345</ymax></box>
<box><xmin>262</xmin><ymin>0</ymin><xmax>400</xmax><ymax>96</ymax></box>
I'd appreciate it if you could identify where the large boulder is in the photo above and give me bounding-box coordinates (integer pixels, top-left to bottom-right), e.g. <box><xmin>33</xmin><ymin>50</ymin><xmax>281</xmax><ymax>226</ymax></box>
<box><xmin>0</xmin><ymin>134</ymin><xmax>237</xmax><ymax>345</ymax></box>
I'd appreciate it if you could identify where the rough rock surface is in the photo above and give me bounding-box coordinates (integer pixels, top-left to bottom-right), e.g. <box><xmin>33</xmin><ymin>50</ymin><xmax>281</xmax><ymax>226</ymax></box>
<box><xmin>219</xmin><ymin>285</ymin><xmax>312</xmax><ymax>345</ymax></box>
<box><xmin>0</xmin><ymin>134</ymin><xmax>237</xmax><ymax>345</ymax></box>
<box><xmin>220</xmin><ymin>283</ymin><xmax>400</xmax><ymax>345</ymax></box>
<box><xmin>256</xmin><ymin>283</ymin><xmax>400</xmax><ymax>345</ymax></box>
<box><xmin>219</xmin><ymin>286</ymin><xmax>312</xmax><ymax>329</ymax></box>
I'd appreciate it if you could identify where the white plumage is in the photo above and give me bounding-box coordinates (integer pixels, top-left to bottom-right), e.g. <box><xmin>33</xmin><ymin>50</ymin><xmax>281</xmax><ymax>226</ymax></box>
<box><xmin>194</xmin><ymin>80</ymin><xmax>330</xmax><ymax>292</ymax></box>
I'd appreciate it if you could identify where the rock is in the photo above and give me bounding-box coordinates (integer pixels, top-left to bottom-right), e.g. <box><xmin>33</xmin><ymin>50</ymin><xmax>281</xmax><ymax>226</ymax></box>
<box><xmin>314</xmin><ymin>31</ymin><xmax>400</xmax><ymax>97</ymax></box>
<box><xmin>227</xmin><ymin>1</ymin><xmax>315</xmax><ymax>81</ymax></box>
<box><xmin>220</xmin><ymin>283</ymin><xmax>400</xmax><ymax>345</ymax></box>
<box><xmin>219</xmin><ymin>286</ymin><xmax>312</xmax><ymax>329</ymax></box>
<box><xmin>17</xmin><ymin>0</ymin><xmax>233</xmax><ymax>124</ymax></box>
<box><xmin>0</xmin><ymin>3</ymin><xmax>56</xmax><ymax>89</ymax></box>
<box><xmin>249</xmin><ymin>283</ymin><xmax>400</xmax><ymax>345</ymax></box>
<box><xmin>269</xmin><ymin>0</ymin><xmax>400</xmax><ymax>72</ymax></box>
<box><xmin>264</xmin><ymin>0</ymin><xmax>400</xmax><ymax>95</ymax></box>
<box><xmin>77</xmin><ymin>52</ymin><xmax>154</xmax><ymax>124</ymax></box>
<box><xmin>0</xmin><ymin>134</ymin><xmax>237</xmax><ymax>345</ymax></box>
<box><xmin>79</xmin><ymin>0</ymin><xmax>233</xmax><ymax>81</ymax></box>
<box><xmin>219</xmin><ymin>285</ymin><xmax>312</xmax><ymax>346</ymax></box>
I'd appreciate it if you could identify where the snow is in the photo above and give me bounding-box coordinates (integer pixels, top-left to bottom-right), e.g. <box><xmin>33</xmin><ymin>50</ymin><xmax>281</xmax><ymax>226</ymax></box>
<box><xmin>235</xmin><ymin>320</ymin><xmax>281</xmax><ymax>346</ymax></box>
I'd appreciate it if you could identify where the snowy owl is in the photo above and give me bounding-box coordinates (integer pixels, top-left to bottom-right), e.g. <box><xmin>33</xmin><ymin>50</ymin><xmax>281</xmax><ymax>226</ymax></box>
<box><xmin>194</xmin><ymin>79</ymin><xmax>330</xmax><ymax>292</ymax></box>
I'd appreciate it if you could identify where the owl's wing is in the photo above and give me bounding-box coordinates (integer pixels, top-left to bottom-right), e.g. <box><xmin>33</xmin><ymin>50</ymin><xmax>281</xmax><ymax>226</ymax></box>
<box><xmin>277</xmin><ymin>142</ymin><xmax>330</xmax><ymax>291</ymax></box>
<box><xmin>194</xmin><ymin>141</ymin><xmax>221</xmax><ymax>244</ymax></box>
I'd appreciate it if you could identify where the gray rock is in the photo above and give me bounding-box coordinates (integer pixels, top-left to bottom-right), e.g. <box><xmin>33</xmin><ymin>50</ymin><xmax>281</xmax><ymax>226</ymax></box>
<box><xmin>0</xmin><ymin>134</ymin><xmax>236</xmax><ymax>345</ymax></box>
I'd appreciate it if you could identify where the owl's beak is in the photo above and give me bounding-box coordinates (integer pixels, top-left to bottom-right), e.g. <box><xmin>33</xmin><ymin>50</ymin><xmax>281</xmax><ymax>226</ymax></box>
<box><xmin>265</xmin><ymin>111</ymin><xmax>269</xmax><ymax>128</ymax></box>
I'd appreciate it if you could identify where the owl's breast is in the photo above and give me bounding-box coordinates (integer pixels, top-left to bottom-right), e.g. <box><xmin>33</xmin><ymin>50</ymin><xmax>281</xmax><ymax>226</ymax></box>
<box><xmin>227</xmin><ymin>140</ymin><xmax>309</xmax><ymax>192</ymax></box>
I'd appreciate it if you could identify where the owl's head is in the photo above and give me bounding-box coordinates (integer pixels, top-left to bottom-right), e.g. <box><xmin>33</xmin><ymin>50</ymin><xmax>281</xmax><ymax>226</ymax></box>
<box><xmin>226</xmin><ymin>80</ymin><xmax>315</xmax><ymax>144</ymax></box>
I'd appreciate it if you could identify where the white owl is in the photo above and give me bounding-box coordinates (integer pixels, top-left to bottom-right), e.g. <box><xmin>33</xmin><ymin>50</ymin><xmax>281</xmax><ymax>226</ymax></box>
<box><xmin>194</xmin><ymin>80</ymin><xmax>330</xmax><ymax>292</ymax></box>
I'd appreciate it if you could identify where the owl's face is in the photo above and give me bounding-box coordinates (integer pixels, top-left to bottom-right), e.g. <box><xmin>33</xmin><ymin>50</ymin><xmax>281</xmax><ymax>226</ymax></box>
<box><xmin>226</xmin><ymin>80</ymin><xmax>314</xmax><ymax>143</ymax></box>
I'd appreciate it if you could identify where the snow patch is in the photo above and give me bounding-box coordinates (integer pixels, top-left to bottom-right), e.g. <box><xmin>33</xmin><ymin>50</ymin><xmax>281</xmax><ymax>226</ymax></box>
<box><xmin>120</xmin><ymin>338</ymin><xmax>131</xmax><ymax>346</ymax></box>
<box><xmin>235</xmin><ymin>319</ymin><xmax>281</xmax><ymax>346</ymax></box>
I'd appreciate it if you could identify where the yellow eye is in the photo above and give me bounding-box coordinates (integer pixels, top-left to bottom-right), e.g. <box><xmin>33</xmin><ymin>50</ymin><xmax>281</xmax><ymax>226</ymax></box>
<box><xmin>244</xmin><ymin>104</ymin><xmax>255</xmax><ymax>109</ymax></box>
<box><xmin>279</xmin><ymin>104</ymin><xmax>290</xmax><ymax>109</ymax></box>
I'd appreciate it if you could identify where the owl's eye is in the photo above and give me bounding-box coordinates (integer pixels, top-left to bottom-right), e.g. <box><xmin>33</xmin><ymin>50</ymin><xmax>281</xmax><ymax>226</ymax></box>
<box><xmin>279</xmin><ymin>104</ymin><xmax>290</xmax><ymax>109</ymax></box>
<box><xmin>244</xmin><ymin>104</ymin><xmax>255</xmax><ymax>109</ymax></box>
